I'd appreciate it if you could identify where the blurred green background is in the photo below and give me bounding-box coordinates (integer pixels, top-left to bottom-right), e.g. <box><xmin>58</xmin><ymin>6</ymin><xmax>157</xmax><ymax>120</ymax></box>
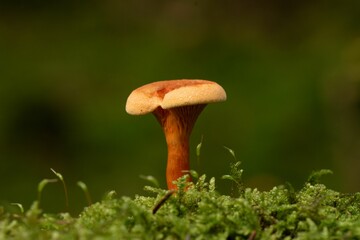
<box><xmin>1</xmin><ymin>0</ymin><xmax>360</xmax><ymax>213</ymax></box>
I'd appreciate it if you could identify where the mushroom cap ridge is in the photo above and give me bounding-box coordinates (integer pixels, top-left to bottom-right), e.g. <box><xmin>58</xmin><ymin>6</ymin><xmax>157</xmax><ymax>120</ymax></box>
<box><xmin>126</xmin><ymin>79</ymin><xmax>227</xmax><ymax>115</ymax></box>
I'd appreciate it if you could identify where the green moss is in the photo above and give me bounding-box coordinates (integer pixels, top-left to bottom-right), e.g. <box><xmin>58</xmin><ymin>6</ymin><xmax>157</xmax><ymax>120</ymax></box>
<box><xmin>1</xmin><ymin>164</ymin><xmax>360</xmax><ymax>239</ymax></box>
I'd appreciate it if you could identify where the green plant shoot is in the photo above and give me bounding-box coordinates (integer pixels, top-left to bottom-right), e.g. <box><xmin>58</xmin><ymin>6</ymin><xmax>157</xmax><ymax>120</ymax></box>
<box><xmin>50</xmin><ymin>168</ymin><xmax>69</xmax><ymax>210</ymax></box>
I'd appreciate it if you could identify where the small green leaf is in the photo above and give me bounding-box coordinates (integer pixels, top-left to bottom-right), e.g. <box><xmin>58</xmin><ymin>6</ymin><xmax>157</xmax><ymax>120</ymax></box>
<box><xmin>11</xmin><ymin>203</ymin><xmax>24</xmax><ymax>214</ymax></box>
<box><xmin>104</xmin><ymin>190</ymin><xmax>117</xmax><ymax>200</ymax></box>
<box><xmin>223</xmin><ymin>146</ymin><xmax>237</xmax><ymax>160</ymax></box>
<box><xmin>307</xmin><ymin>169</ymin><xmax>333</xmax><ymax>185</ymax></box>
<box><xmin>77</xmin><ymin>181</ymin><xmax>87</xmax><ymax>191</ymax></box>
<box><xmin>222</xmin><ymin>175</ymin><xmax>236</xmax><ymax>181</ymax></box>
<box><xmin>196</xmin><ymin>135</ymin><xmax>204</xmax><ymax>167</ymax></box>
<box><xmin>196</xmin><ymin>136</ymin><xmax>203</xmax><ymax>158</ymax></box>
<box><xmin>189</xmin><ymin>170</ymin><xmax>199</xmax><ymax>179</ymax></box>
<box><xmin>77</xmin><ymin>181</ymin><xmax>92</xmax><ymax>206</ymax></box>
<box><xmin>140</xmin><ymin>175</ymin><xmax>160</xmax><ymax>188</ymax></box>
<box><xmin>37</xmin><ymin>178</ymin><xmax>58</xmax><ymax>204</ymax></box>
<box><xmin>50</xmin><ymin>168</ymin><xmax>64</xmax><ymax>181</ymax></box>
<box><xmin>209</xmin><ymin>177</ymin><xmax>216</xmax><ymax>192</ymax></box>
<box><xmin>38</xmin><ymin>179</ymin><xmax>58</xmax><ymax>194</ymax></box>
<box><xmin>50</xmin><ymin>168</ymin><xmax>69</xmax><ymax>210</ymax></box>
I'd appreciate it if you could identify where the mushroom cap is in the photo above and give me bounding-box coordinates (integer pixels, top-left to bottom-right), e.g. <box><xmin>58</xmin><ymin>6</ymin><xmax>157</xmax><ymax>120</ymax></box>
<box><xmin>126</xmin><ymin>79</ymin><xmax>227</xmax><ymax>115</ymax></box>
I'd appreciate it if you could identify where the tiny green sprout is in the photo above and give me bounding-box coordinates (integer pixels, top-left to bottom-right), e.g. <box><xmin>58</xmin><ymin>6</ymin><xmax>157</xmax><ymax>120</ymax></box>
<box><xmin>209</xmin><ymin>177</ymin><xmax>216</xmax><ymax>192</ymax></box>
<box><xmin>222</xmin><ymin>147</ymin><xmax>244</xmax><ymax>196</ymax></box>
<box><xmin>175</xmin><ymin>175</ymin><xmax>190</xmax><ymax>195</ymax></box>
<box><xmin>196</xmin><ymin>135</ymin><xmax>204</xmax><ymax>166</ymax></box>
<box><xmin>77</xmin><ymin>181</ymin><xmax>92</xmax><ymax>206</ymax></box>
<box><xmin>26</xmin><ymin>201</ymin><xmax>41</xmax><ymax>220</ymax></box>
<box><xmin>189</xmin><ymin>169</ymin><xmax>199</xmax><ymax>179</ymax></box>
<box><xmin>11</xmin><ymin>203</ymin><xmax>24</xmax><ymax>214</ymax></box>
<box><xmin>285</xmin><ymin>182</ymin><xmax>297</xmax><ymax>204</ymax></box>
<box><xmin>104</xmin><ymin>190</ymin><xmax>117</xmax><ymax>200</ymax></box>
<box><xmin>50</xmin><ymin>168</ymin><xmax>69</xmax><ymax>210</ymax></box>
<box><xmin>37</xmin><ymin>178</ymin><xmax>58</xmax><ymax>205</ymax></box>
<box><xmin>50</xmin><ymin>168</ymin><xmax>64</xmax><ymax>181</ymax></box>
<box><xmin>307</xmin><ymin>169</ymin><xmax>333</xmax><ymax>185</ymax></box>
<box><xmin>222</xmin><ymin>174</ymin><xmax>240</xmax><ymax>183</ymax></box>
<box><xmin>181</xmin><ymin>169</ymin><xmax>199</xmax><ymax>181</ymax></box>
<box><xmin>223</xmin><ymin>146</ymin><xmax>237</xmax><ymax>160</ymax></box>
<box><xmin>140</xmin><ymin>175</ymin><xmax>160</xmax><ymax>188</ymax></box>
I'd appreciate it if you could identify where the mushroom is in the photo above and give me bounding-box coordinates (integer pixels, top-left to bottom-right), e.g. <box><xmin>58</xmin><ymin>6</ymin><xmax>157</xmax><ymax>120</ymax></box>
<box><xmin>126</xmin><ymin>79</ymin><xmax>227</xmax><ymax>190</ymax></box>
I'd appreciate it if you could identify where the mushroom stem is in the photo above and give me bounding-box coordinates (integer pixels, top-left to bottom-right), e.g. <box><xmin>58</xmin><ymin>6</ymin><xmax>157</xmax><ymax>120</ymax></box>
<box><xmin>153</xmin><ymin>105</ymin><xmax>206</xmax><ymax>190</ymax></box>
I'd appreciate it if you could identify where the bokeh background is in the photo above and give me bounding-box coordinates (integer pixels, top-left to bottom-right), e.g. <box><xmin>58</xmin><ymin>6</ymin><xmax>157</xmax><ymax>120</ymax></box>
<box><xmin>1</xmin><ymin>0</ymin><xmax>360</xmax><ymax>213</ymax></box>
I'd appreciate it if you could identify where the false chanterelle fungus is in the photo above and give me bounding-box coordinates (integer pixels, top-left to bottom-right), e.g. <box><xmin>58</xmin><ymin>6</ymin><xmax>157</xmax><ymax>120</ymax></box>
<box><xmin>126</xmin><ymin>79</ymin><xmax>226</xmax><ymax>190</ymax></box>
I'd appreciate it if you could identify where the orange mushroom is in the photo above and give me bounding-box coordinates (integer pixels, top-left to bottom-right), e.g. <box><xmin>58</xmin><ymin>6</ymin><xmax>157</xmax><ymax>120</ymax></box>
<box><xmin>126</xmin><ymin>79</ymin><xmax>226</xmax><ymax>190</ymax></box>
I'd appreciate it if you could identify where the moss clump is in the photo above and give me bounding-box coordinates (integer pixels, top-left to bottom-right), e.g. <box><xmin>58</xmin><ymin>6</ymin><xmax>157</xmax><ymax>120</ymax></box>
<box><xmin>1</xmin><ymin>163</ymin><xmax>360</xmax><ymax>239</ymax></box>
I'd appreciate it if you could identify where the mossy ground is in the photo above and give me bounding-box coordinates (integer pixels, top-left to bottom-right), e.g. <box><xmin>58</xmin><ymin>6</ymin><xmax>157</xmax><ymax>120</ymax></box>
<box><xmin>1</xmin><ymin>162</ymin><xmax>360</xmax><ymax>240</ymax></box>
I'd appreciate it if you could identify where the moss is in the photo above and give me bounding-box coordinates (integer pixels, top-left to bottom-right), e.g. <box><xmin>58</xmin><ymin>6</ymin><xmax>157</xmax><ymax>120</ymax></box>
<box><xmin>1</xmin><ymin>164</ymin><xmax>360</xmax><ymax>239</ymax></box>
